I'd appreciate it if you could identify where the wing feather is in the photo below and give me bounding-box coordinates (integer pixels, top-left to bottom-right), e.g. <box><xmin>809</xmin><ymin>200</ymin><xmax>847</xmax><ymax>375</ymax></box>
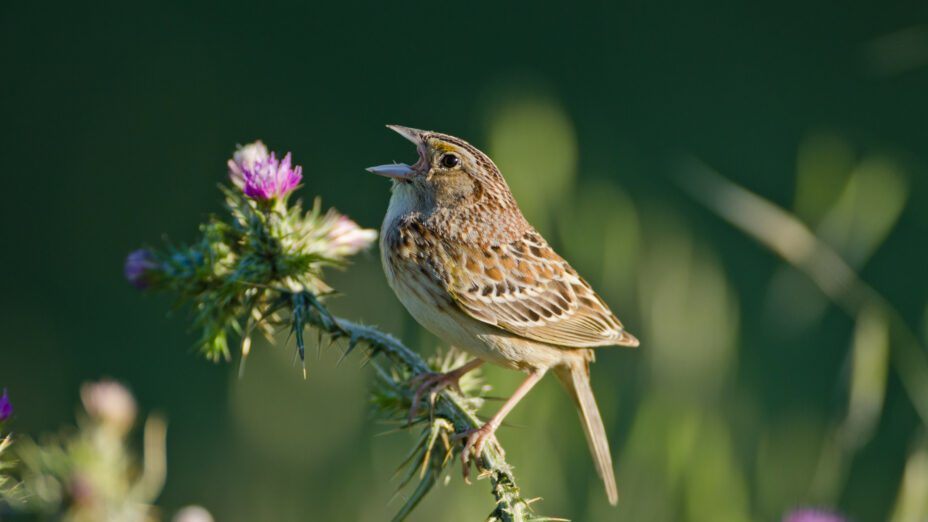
<box><xmin>446</xmin><ymin>232</ymin><xmax>638</xmax><ymax>348</ymax></box>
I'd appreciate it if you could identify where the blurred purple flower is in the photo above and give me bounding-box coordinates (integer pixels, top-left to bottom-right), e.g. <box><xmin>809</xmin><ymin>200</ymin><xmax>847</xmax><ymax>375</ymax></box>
<box><xmin>0</xmin><ymin>388</ymin><xmax>12</xmax><ymax>422</ymax></box>
<box><xmin>124</xmin><ymin>249</ymin><xmax>159</xmax><ymax>289</ymax></box>
<box><xmin>783</xmin><ymin>508</ymin><xmax>845</xmax><ymax>522</ymax></box>
<box><xmin>228</xmin><ymin>141</ymin><xmax>302</xmax><ymax>201</ymax></box>
<box><xmin>327</xmin><ymin>215</ymin><xmax>377</xmax><ymax>257</ymax></box>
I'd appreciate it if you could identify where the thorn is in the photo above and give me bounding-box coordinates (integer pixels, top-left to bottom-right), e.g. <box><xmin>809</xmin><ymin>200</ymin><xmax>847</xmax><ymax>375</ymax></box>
<box><xmin>344</xmin><ymin>334</ymin><xmax>361</xmax><ymax>361</ymax></box>
<box><xmin>303</xmin><ymin>365</ymin><xmax>308</xmax><ymax>380</ymax></box>
<box><xmin>336</xmin><ymin>345</ymin><xmax>352</xmax><ymax>367</ymax></box>
<box><xmin>359</xmin><ymin>352</ymin><xmax>374</xmax><ymax>367</ymax></box>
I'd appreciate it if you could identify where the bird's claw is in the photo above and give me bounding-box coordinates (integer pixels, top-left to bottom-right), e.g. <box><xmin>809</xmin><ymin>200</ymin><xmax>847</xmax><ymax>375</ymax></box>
<box><xmin>454</xmin><ymin>423</ymin><xmax>500</xmax><ymax>482</ymax></box>
<box><xmin>406</xmin><ymin>371</ymin><xmax>464</xmax><ymax>424</ymax></box>
<box><xmin>461</xmin><ymin>423</ymin><xmax>497</xmax><ymax>458</ymax></box>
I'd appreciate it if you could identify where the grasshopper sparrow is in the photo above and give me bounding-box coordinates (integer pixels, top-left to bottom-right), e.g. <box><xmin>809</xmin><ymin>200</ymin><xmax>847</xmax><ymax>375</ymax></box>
<box><xmin>368</xmin><ymin>125</ymin><xmax>638</xmax><ymax>505</ymax></box>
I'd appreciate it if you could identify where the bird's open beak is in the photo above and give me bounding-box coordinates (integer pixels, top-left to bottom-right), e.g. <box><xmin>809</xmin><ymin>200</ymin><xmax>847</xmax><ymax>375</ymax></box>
<box><xmin>366</xmin><ymin>125</ymin><xmax>428</xmax><ymax>180</ymax></box>
<box><xmin>385</xmin><ymin>124</ymin><xmax>427</xmax><ymax>145</ymax></box>
<box><xmin>366</xmin><ymin>163</ymin><xmax>415</xmax><ymax>179</ymax></box>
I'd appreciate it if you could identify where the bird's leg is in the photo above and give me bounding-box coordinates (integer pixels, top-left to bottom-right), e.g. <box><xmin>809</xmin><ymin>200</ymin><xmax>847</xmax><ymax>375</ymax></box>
<box><xmin>407</xmin><ymin>358</ymin><xmax>485</xmax><ymax>423</ymax></box>
<box><xmin>457</xmin><ymin>369</ymin><xmax>547</xmax><ymax>476</ymax></box>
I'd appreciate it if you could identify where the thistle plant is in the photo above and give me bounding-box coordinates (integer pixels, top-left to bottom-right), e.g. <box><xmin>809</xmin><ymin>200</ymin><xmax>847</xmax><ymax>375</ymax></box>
<box><xmin>125</xmin><ymin>142</ymin><xmax>551</xmax><ymax>521</ymax></box>
<box><xmin>126</xmin><ymin>141</ymin><xmax>375</xmax><ymax>365</ymax></box>
<box><xmin>0</xmin><ymin>382</ymin><xmax>211</xmax><ymax>521</ymax></box>
<box><xmin>0</xmin><ymin>381</ymin><xmax>194</xmax><ymax>522</ymax></box>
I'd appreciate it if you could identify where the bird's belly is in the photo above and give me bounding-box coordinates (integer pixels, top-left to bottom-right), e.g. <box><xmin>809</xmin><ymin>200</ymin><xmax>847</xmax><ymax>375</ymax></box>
<box><xmin>381</xmin><ymin>257</ymin><xmax>512</xmax><ymax>367</ymax></box>
<box><xmin>392</xmin><ymin>267</ymin><xmax>491</xmax><ymax>355</ymax></box>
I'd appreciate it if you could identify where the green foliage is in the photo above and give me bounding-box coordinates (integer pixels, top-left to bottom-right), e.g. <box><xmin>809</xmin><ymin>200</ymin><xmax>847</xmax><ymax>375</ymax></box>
<box><xmin>1</xmin><ymin>381</ymin><xmax>169</xmax><ymax>522</ymax></box>
<box><xmin>149</xmin><ymin>186</ymin><xmax>365</xmax><ymax>363</ymax></box>
<box><xmin>0</xmin><ymin>435</ymin><xmax>20</xmax><ymax>506</ymax></box>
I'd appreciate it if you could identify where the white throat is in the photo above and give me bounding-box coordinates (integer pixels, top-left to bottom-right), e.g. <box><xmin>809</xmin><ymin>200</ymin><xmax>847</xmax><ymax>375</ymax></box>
<box><xmin>382</xmin><ymin>181</ymin><xmax>419</xmax><ymax>232</ymax></box>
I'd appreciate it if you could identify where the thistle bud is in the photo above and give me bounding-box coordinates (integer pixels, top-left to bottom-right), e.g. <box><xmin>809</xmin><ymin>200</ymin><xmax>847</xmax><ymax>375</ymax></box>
<box><xmin>80</xmin><ymin>380</ymin><xmax>137</xmax><ymax>435</ymax></box>
<box><xmin>124</xmin><ymin>249</ymin><xmax>159</xmax><ymax>289</ymax></box>
<box><xmin>326</xmin><ymin>215</ymin><xmax>377</xmax><ymax>257</ymax></box>
<box><xmin>0</xmin><ymin>389</ymin><xmax>12</xmax><ymax>422</ymax></box>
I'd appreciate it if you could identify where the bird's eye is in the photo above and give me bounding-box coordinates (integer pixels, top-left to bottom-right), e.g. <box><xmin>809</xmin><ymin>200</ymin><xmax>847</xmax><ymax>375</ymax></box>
<box><xmin>440</xmin><ymin>154</ymin><xmax>460</xmax><ymax>169</ymax></box>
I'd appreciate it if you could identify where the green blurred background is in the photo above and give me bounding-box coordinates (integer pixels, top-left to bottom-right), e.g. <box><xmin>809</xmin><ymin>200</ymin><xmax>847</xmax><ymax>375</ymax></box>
<box><xmin>2</xmin><ymin>1</ymin><xmax>928</xmax><ymax>520</ymax></box>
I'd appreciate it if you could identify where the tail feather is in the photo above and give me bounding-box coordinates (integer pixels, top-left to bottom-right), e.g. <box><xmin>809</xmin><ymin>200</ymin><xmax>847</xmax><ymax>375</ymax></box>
<box><xmin>555</xmin><ymin>361</ymin><xmax>619</xmax><ymax>505</ymax></box>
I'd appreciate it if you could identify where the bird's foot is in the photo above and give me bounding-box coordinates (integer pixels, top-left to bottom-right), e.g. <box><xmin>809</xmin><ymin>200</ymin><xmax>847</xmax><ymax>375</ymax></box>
<box><xmin>460</xmin><ymin>422</ymin><xmax>499</xmax><ymax>458</ymax></box>
<box><xmin>406</xmin><ymin>370</ymin><xmax>465</xmax><ymax>424</ymax></box>
<box><xmin>455</xmin><ymin>422</ymin><xmax>502</xmax><ymax>483</ymax></box>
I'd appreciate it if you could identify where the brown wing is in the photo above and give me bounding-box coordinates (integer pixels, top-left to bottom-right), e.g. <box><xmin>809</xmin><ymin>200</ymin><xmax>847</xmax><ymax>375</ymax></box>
<box><xmin>445</xmin><ymin>232</ymin><xmax>638</xmax><ymax>348</ymax></box>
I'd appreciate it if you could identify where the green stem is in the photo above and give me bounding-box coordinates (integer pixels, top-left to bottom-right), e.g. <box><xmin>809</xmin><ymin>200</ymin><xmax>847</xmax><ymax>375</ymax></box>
<box><xmin>298</xmin><ymin>298</ymin><xmax>535</xmax><ymax>521</ymax></box>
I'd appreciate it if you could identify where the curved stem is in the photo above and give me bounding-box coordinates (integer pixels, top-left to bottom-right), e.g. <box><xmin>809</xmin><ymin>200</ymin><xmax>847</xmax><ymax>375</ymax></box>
<box><xmin>295</xmin><ymin>298</ymin><xmax>537</xmax><ymax>521</ymax></box>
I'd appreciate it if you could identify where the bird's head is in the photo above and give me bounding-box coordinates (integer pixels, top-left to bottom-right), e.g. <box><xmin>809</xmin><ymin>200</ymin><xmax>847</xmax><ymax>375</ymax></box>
<box><xmin>367</xmin><ymin>125</ymin><xmax>515</xmax><ymax>212</ymax></box>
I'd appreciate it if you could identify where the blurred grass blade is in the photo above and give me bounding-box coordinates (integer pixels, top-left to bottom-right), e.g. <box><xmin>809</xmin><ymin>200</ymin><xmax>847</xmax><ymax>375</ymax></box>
<box><xmin>842</xmin><ymin>305</ymin><xmax>890</xmax><ymax>449</ymax></box>
<box><xmin>818</xmin><ymin>157</ymin><xmax>907</xmax><ymax>267</ymax></box>
<box><xmin>132</xmin><ymin>415</ymin><xmax>168</xmax><ymax>502</ymax></box>
<box><xmin>676</xmin><ymin>158</ymin><xmax>928</xmax><ymax>429</ymax></box>
<box><xmin>676</xmin><ymin>159</ymin><xmax>861</xmax><ymax>306</ymax></box>
<box><xmin>794</xmin><ymin>133</ymin><xmax>854</xmax><ymax>224</ymax></box>
<box><xmin>890</xmin><ymin>437</ymin><xmax>928</xmax><ymax>522</ymax></box>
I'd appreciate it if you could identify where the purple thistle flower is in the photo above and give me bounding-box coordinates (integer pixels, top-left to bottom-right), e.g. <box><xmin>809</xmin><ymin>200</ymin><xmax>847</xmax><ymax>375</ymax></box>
<box><xmin>783</xmin><ymin>508</ymin><xmax>845</xmax><ymax>522</ymax></box>
<box><xmin>228</xmin><ymin>141</ymin><xmax>302</xmax><ymax>201</ymax></box>
<box><xmin>124</xmin><ymin>248</ymin><xmax>159</xmax><ymax>289</ymax></box>
<box><xmin>0</xmin><ymin>389</ymin><xmax>12</xmax><ymax>422</ymax></box>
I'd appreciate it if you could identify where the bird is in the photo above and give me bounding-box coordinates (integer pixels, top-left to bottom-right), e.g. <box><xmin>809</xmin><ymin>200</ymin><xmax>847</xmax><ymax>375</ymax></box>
<box><xmin>367</xmin><ymin>125</ymin><xmax>638</xmax><ymax>505</ymax></box>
